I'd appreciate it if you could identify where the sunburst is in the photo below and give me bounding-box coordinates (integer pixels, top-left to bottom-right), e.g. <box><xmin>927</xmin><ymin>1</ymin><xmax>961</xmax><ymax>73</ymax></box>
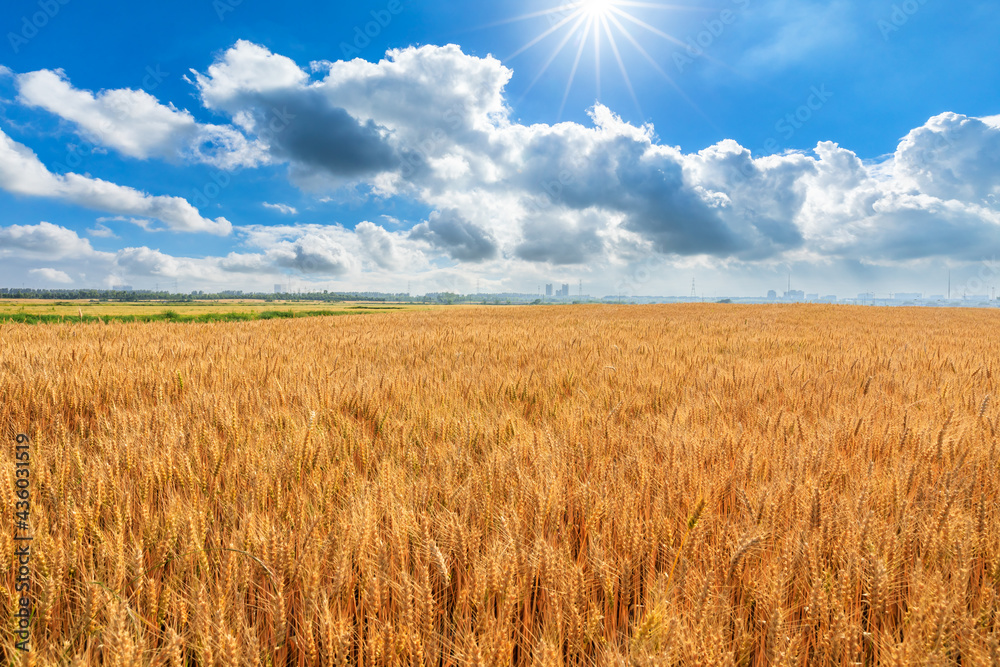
<box><xmin>499</xmin><ymin>1</ymin><xmax>707</xmax><ymax>120</ymax></box>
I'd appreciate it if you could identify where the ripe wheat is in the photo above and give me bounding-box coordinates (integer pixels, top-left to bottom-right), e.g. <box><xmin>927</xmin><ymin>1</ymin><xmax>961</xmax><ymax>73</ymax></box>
<box><xmin>1</xmin><ymin>304</ymin><xmax>998</xmax><ymax>665</ymax></box>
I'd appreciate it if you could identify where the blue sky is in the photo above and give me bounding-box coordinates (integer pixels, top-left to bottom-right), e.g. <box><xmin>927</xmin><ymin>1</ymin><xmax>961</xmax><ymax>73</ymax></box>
<box><xmin>1</xmin><ymin>0</ymin><xmax>999</xmax><ymax>297</ymax></box>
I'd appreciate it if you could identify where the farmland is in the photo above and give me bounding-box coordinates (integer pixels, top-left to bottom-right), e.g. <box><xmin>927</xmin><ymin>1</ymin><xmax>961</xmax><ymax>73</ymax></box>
<box><xmin>2</xmin><ymin>304</ymin><xmax>999</xmax><ymax>665</ymax></box>
<box><xmin>0</xmin><ymin>300</ymin><xmax>425</xmax><ymax>324</ymax></box>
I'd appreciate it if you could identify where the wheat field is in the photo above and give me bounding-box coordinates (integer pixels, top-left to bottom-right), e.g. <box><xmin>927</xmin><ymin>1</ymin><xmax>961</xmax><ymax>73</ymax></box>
<box><xmin>2</xmin><ymin>304</ymin><xmax>999</xmax><ymax>665</ymax></box>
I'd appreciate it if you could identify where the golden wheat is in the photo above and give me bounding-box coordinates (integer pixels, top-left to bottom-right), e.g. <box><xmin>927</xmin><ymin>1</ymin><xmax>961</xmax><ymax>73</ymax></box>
<box><xmin>1</xmin><ymin>304</ymin><xmax>999</xmax><ymax>665</ymax></box>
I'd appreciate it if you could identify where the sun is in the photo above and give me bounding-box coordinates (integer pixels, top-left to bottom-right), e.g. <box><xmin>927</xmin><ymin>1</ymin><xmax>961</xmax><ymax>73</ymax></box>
<box><xmin>498</xmin><ymin>0</ymin><xmax>705</xmax><ymax>120</ymax></box>
<box><xmin>580</xmin><ymin>0</ymin><xmax>617</xmax><ymax>17</ymax></box>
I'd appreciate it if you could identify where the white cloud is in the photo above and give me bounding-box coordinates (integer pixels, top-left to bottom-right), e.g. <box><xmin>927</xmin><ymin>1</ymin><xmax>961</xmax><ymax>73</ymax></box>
<box><xmin>262</xmin><ymin>202</ymin><xmax>298</xmax><ymax>215</ymax></box>
<box><xmin>87</xmin><ymin>222</ymin><xmax>118</xmax><ymax>238</ymax></box>
<box><xmin>0</xmin><ymin>222</ymin><xmax>99</xmax><ymax>258</ymax></box>
<box><xmin>6</xmin><ymin>41</ymin><xmax>1000</xmax><ymax>296</ymax></box>
<box><xmin>16</xmin><ymin>68</ymin><xmax>266</xmax><ymax>168</ymax></box>
<box><xmin>0</xmin><ymin>127</ymin><xmax>232</xmax><ymax>235</ymax></box>
<box><xmin>409</xmin><ymin>209</ymin><xmax>498</xmax><ymax>262</ymax></box>
<box><xmin>28</xmin><ymin>268</ymin><xmax>73</xmax><ymax>284</ymax></box>
<box><xmin>355</xmin><ymin>220</ymin><xmax>402</xmax><ymax>269</ymax></box>
<box><xmin>190</xmin><ymin>40</ymin><xmax>309</xmax><ymax>113</ymax></box>
<box><xmin>892</xmin><ymin>112</ymin><xmax>1000</xmax><ymax>204</ymax></box>
<box><xmin>96</xmin><ymin>216</ymin><xmax>158</xmax><ymax>232</ymax></box>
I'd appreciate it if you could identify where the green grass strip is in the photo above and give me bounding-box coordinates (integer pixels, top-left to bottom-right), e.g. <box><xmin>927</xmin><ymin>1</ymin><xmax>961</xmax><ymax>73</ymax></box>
<box><xmin>0</xmin><ymin>309</ymin><xmax>378</xmax><ymax>325</ymax></box>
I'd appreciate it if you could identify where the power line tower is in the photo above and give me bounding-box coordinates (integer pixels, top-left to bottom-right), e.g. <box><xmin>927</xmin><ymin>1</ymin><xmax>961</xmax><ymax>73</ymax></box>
<box><xmin>691</xmin><ymin>278</ymin><xmax>697</xmax><ymax>299</ymax></box>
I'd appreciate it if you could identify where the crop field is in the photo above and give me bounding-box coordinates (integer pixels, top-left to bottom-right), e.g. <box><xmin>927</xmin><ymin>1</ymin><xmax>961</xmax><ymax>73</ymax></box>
<box><xmin>2</xmin><ymin>304</ymin><xmax>999</xmax><ymax>665</ymax></box>
<box><xmin>0</xmin><ymin>301</ymin><xmax>425</xmax><ymax>325</ymax></box>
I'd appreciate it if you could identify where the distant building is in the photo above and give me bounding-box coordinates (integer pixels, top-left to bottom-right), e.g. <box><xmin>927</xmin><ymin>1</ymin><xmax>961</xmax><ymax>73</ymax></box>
<box><xmin>112</xmin><ymin>285</ymin><xmax>134</xmax><ymax>292</ymax></box>
<box><xmin>767</xmin><ymin>290</ymin><xmax>777</xmax><ymax>299</ymax></box>
<box><xmin>894</xmin><ymin>293</ymin><xmax>922</xmax><ymax>301</ymax></box>
<box><xmin>274</xmin><ymin>284</ymin><xmax>285</xmax><ymax>294</ymax></box>
<box><xmin>806</xmin><ymin>293</ymin><xmax>820</xmax><ymax>301</ymax></box>
<box><xmin>545</xmin><ymin>284</ymin><xmax>553</xmax><ymax>297</ymax></box>
<box><xmin>784</xmin><ymin>290</ymin><xmax>805</xmax><ymax>301</ymax></box>
<box><xmin>561</xmin><ymin>283</ymin><xmax>570</xmax><ymax>297</ymax></box>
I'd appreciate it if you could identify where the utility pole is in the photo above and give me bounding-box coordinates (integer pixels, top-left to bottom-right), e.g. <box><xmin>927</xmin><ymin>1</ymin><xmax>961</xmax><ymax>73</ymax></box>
<box><xmin>948</xmin><ymin>271</ymin><xmax>951</xmax><ymax>300</ymax></box>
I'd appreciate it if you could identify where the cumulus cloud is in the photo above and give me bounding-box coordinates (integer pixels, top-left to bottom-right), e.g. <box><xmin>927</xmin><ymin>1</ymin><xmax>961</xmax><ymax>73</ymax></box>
<box><xmin>28</xmin><ymin>268</ymin><xmax>73</xmax><ymax>283</ymax></box>
<box><xmin>270</xmin><ymin>234</ymin><xmax>358</xmax><ymax>275</ymax></box>
<box><xmin>0</xmin><ymin>221</ymin><xmax>98</xmax><ymax>258</ymax></box>
<box><xmin>6</xmin><ymin>40</ymin><xmax>1000</xmax><ymax>295</ymax></box>
<box><xmin>410</xmin><ymin>209</ymin><xmax>499</xmax><ymax>262</ymax></box>
<box><xmin>190</xmin><ymin>41</ymin><xmax>398</xmax><ymax>182</ymax></box>
<box><xmin>355</xmin><ymin>220</ymin><xmax>403</xmax><ymax>269</ymax></box>
<box><xmin>0</xmin><ymin>127</ymin><xmax>232</xmax><ymax>235</ymax></box>
<box><xmin>516</xmin><ymin>210</ymin><xmax>607</xmax><ymax>265</ymax></box>
<box><xmin>16</xmin><ymin>69</ymin><xmax>266</xmax><ymax>168</ymax></box>
<box><xmin>893</xmin><ymin>112</ymin><xmax>1000</xmax><ymax>204</ymax></box>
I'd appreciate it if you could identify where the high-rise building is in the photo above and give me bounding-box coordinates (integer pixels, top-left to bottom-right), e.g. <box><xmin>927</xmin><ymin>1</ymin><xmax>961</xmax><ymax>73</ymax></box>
<box><xmin>561</xmin><ymin>283</ymin><xmax>570</xmax><ymax>297</ymax></box>
<box><xmin>545</xmin><ymin>284</ymin><xmax>553</xmax><ymax>297</ymax></box>
<box><xmin>767</xmin><ymin>290</ymin><xmax>777</xmax><ymax>299</ymax></box>
<box><xmin>274</xmin><ymin>284</ymin><xmax>284</xmax><ymax>294</ymax></box>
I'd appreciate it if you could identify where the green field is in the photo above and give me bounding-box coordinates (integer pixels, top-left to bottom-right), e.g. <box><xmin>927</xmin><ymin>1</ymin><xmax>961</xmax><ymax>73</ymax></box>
<box><xmin>0</xmin><ymin>299</ymin><xmax>428</xmax><ymax>324</ymax></box>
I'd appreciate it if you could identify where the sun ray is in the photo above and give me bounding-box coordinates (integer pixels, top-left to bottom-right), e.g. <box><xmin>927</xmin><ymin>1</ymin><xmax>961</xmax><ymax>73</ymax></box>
<box><xmin>607</xmin><ymin>6</ymin><xmax>689</xmax><ymax>48</ymax></box>
<box><xmin>507</xmin><ymin>0</ymin><xmax>730</xmax><ymax>126</ymax></box>
<box><xmin>603</xmin><ymin>11</ymin><xmax>684</xmax><ymax>87</ymax></box>
<box><xmin>594</xmin><ymin>15</ymin><xmax>602</xmax><ymax>100</ymax></box>
<box><xmin>518</xmin><ymin>11</ymin><xmax>591</xmax><ymax>102</ymax></box>
<box><xmin>613</xmin><ymin>1</ymin><xmax>717</xmax><ymax>11</ymax></box>
<box><xmin>559</xmin><ymin>15</ymin><xmax>595</xmax><ymax>120</ymax></box>
<box><xmin>506</xmin><ymin>8</ymin><xmax>585</xmax><ymax>61</ymax></box>
<box><xmin>478</xmin><ymin>4</ymin><xmax>583</xmax><ymax>29</ymax></box>
<box><xmin>600</xmin><ymin>15</ymin><xmax>643</xmax><ymax>117</ymax></box>
<box><xmin>609</xmin><ymin>5</ymin><xmax>743</xmax><ymax>75</ymax></box>
<box><xmin>604</xmin><ymin>11</ymin><xmax>719</xmax><ymax>127</ymax></box>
